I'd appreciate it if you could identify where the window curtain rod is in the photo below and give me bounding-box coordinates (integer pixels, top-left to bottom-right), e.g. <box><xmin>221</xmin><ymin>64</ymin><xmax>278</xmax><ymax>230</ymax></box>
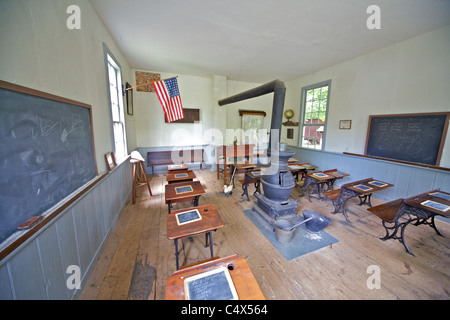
<box><xmin>125</xmin><ymin>76</ymin><xmax>178</xmax><ymax>91</ymax></box>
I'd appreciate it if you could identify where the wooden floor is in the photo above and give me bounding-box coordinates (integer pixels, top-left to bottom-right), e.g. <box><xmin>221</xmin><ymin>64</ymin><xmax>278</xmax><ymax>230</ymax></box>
<box><xmin>79</xmin><ymin>169</ymin><xmax>450</xmax><ymax>300</ymax></box>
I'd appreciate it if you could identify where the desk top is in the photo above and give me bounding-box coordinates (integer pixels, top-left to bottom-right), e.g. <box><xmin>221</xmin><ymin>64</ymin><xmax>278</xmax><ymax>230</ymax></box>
<box><xmin>324</xmin><ymin>169</ymin><xmax>350</xmax><ymax>179</ymax></box>
<box><xmin>404</xmin><ymin>190</ymin><xmax>450</xmax><ymax>217</ymax></box>
<box><xmin>166</xmin><ymin>170</ymin><xmax>196</xmax><ymax>182</ymax></box>
<box><xmin>345</xmin><ymin>178</ymin><xmax>394</xmax><ymax>195</ymax></box>
<box><xmin>165</xmin><ymin>180</ymin><xmax>205</xmax><ymax>203</ymax></box>
<box><xmin>165</xmin><ymin>254</ymin><xmax>265</xmax><ymax>300</ymax></box>
<box><xmin>167</xmin><ymin>205</ymin><xmax>224</xmax><ymax>240</ymax></box>
<box><xmin>168</xmin><ymin>164</ymin><xmax>189</xmax><ymax>171</ymax></box>
<box><xmin>307</xmin><ymin>171</ymin><xmax>336</xmax><ymax>182</ymax></box>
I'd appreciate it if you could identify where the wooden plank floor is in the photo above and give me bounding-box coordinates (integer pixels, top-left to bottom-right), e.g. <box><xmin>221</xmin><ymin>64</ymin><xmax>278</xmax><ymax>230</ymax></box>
<box><xmin>79</xmin><ymin>169</ymin><xmax>450</xmax><ymax>300</ymax></box>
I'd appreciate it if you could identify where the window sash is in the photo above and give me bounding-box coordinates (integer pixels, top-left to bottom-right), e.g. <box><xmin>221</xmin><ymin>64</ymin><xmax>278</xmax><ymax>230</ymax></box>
<box><xmin>106</xmin><ymin>54</ymin><xmax>127</xmax><ymax>160</ymax></box>
<box><xmin>299</xmin><ymin>81</ymin><xmax>331</xmax><ymax>150</ymax></box>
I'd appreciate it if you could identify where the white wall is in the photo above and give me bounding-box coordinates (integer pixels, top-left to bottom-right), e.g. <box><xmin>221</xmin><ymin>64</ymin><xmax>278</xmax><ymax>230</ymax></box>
<box><xmin>283</xmin><ymin>25</ymin><xmax>450</xmax><ymax>168</ymax></box>
<box><xmin>132</xmin><ymin>71</ymin><xmax>274</xmax><ymax>149</ymax></box>
<box><xmin>0</xmin><ymin>0</ymin><xmax>133</xmax><ymax>172</ymax></box>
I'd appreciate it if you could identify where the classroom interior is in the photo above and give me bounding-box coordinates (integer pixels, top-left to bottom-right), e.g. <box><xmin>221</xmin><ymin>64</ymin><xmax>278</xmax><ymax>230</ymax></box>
<box><xmin>0</xmin><ymin>0</ymin><xmax>449</xmax><ymax>300</ymax></box>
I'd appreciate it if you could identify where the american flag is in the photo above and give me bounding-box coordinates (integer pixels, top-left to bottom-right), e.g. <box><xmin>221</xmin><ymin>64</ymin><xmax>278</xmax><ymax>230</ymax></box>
<box><xmin>152</xmin><ymin>77</ymin><xmax>184</xmax><ymax>123</ymax></box>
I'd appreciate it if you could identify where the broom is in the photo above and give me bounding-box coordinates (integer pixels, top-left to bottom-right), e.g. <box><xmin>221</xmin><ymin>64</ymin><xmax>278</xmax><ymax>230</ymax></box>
<box><xmin>223</xmin><ymin>166</ymin><xmax>237</xmax><ymax>197</ymax></box>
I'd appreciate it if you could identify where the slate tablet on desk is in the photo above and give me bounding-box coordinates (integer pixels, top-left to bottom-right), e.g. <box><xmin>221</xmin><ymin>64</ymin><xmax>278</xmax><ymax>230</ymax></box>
<box><xmin>175</xmin><ymin>209</ymin><xmax>202</xmax><ymax>225</ymax></box>
<box><xmin>184</xmin><ymin>266</ymin><xmax>238</xmax><ymax>300</ymax></box>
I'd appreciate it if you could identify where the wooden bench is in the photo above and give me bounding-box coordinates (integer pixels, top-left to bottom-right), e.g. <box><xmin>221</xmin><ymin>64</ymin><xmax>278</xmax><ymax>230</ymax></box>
<box><xmin>147</xmin><ymin>149</ymin><xmax>204</xmax><ymax>174</ymax></box>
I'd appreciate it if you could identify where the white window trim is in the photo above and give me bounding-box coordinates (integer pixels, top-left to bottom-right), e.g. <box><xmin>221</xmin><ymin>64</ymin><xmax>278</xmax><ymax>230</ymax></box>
<box><xmin>298</xmin><ymin>80</ymin><xmax>331</xmax><ymax>150</ymax></box>
<box><xmin>103</xmin><ymin>44</ymin><xmax>127</xmax><ymax>161</ymax></box>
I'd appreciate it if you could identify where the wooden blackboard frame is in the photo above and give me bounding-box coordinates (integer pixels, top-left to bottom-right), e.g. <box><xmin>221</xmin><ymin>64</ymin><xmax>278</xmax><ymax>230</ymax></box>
<box><xmin>0</xmin><ymin>80</ymin><xmax>102</xmax><ymax>261</ymax></box>
<box><xmin>364</xmin><ymin>112</ymin><xmax>450</xmax><ymax>166</ymax></box>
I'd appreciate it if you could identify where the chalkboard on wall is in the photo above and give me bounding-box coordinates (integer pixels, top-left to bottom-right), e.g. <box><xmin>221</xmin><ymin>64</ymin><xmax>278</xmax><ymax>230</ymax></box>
<box><xmin>365</xmin><ymin>113</ymin><xmax>449</xmax><ymax>166</ymax></box>
<box><xmin>0</xmin><ymin>81</ymin><xmax>97</xmax><ymax>245</ymax></box>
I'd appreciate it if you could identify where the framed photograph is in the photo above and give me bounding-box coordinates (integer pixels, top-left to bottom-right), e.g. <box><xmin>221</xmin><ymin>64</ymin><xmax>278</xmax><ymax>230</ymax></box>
<box><xmin>339</xmin><ymin>120</ymin><xmax>352</xmax><ymax>129</ymax></box>
<box><xmin>104</xmin><ymin>152</ymin><xmax>117</xmax><ymax>171</ymax></box>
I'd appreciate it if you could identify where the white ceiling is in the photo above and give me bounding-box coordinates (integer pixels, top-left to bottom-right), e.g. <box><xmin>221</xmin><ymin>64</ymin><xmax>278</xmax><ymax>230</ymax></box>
<box><xmin>91</xmin><ymin>0</ymin><xmax>450</xmax><ymax>83</ymax></box>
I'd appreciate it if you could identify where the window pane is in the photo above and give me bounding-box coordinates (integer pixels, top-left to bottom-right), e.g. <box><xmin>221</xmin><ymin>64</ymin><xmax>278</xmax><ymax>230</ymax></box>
<box><xmin>300</xmin><ymin>81</ymin><xmax>330</xmax><ymax>150</ymax></box>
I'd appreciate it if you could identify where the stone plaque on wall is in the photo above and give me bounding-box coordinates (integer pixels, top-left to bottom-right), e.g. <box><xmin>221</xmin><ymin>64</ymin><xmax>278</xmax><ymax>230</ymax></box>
<box><xmin>135</xmin><ymin>71</ymin><xmax>160</xmax><ymax>92</ymax></box>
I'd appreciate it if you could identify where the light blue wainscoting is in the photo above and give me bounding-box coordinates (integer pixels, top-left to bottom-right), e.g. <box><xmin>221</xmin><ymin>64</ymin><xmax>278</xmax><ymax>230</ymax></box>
<box><xmin>288</xmin><ymin>147</ymin><xmax>450</xmax><ymax>202</ymax></box>
<box><xmin>0</xmin><ymin>158</ymin><xmax>132</xmax><ymax>300</ymax></box>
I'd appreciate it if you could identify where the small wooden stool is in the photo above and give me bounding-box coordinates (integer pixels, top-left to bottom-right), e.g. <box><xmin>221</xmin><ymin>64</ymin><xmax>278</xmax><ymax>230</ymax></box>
<box><xmin>131</xmin><ymin>158</ymin><xmax>152</xmax><ymax>204</ymax></box>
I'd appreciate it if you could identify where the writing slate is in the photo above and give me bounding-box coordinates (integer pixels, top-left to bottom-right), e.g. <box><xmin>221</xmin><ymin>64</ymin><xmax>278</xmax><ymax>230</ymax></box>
<box><xmin>184</xmin><ymin>267</ymin><xmax>238</xmax><ymax>300</ymax></box>
<box><xmin>365</xmin><ymin>113</ymin><xmax>449</xmax><ymax>166</ymax></box>
<box><xmin>0</xmin><ymin>81</ymin><xmax>97</xmax><ymax>244</ymax></box>
<box><xmin>175</xmin><ymin>209</ymin><xmax>201</xmax><ymax>225</ymax></box>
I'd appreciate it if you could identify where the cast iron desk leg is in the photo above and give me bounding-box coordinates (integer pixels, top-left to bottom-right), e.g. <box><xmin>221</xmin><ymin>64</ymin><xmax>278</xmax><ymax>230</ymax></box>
<box><xmin>174</xmin><ymin>238</ymin><xmax>179</xmax><ymax>270</ymax></box>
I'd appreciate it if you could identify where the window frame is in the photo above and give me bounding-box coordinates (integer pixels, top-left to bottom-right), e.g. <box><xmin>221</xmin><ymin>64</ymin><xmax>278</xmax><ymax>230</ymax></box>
<box><xmin>298</xmin><ymin>80</ymin><xmax>331</xmax><ymax>150</ymax></box>
<box><xmin>103</xmin><ymin>44</ymin><xmax>127</xmax><ymax>161</ymax></box>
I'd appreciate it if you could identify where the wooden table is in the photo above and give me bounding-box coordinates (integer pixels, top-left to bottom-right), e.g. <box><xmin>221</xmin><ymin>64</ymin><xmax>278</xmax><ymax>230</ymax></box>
<box><xmin>168</xmin><ymin>164</ymin><xmax>189</xmax><ymax>172</ymax></box>
<box><xmin>368</xmin><ymin>189</ymin><xmax>449</xmax><ymax>256</ymax></box>
<box><xmin>288</xmin><ymin>163</ymin><xmax>318</xmax><ymax>181</ymax></box>
<box><xmin>165</xmin><ymin>254</ymin><xmax>265</xmax><ymax>300</ymax></box>
<box><xmin>165</xmin><ymin>181</ymin><xmax>206</xmax><ymax>213</ymax></box>
<box><xmin>167</xmin><ymin>205</ymin><xmax>224</xmax><ymax>270</ymax></box>
<box><xmin>166</xmin><ymin>170</ymin><xmax>196</xmax><ymax>184</ymax></box>
<box><xmin>327</xmin><ymin>177</ymin><xmax>394</xmax><ymax>221</ymax></box>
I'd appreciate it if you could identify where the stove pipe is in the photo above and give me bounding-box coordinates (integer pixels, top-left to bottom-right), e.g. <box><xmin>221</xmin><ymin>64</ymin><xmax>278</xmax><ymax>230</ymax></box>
<box><xmin>218</xmin><ymin>79</ymin><xmax>286</xmax><ymax>151</ymax></box>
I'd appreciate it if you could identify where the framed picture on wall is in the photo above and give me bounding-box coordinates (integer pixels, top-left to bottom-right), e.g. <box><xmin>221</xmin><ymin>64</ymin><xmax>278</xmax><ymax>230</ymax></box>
<box><xmin>105</xmin><ymin>152</ymin><xmax>117</xmax><ymax>171</ymax></box>
<box><xmin>339</xmin><ymin>120</ymin><xmax>352</xmax><ymax>129</ymax></box>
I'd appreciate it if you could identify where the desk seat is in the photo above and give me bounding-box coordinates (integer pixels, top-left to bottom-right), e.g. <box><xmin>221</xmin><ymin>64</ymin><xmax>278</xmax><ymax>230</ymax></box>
<box><xmin>368</xmin><ymin>198</ymin><xmax>404</xmax><ymax>222</ymax></box>
<box><xmin>323</xmin><ymin>188</ymin><xmax>340</xmax><ymax>200</ymax></box>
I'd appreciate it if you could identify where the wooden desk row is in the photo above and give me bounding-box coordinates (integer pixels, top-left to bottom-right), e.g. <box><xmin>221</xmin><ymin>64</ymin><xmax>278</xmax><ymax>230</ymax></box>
<box><xmin>163</xmin><ymin>164</ymin><xmax>265</xmax><ymax>300</ymax></box>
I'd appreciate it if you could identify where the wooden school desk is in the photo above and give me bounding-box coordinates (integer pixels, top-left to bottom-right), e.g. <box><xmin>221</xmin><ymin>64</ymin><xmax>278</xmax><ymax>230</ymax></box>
<box><xmin>167</xmin><ymin>205</ymin><xmax>224</xmax><ymax>270</ymax></box>
<box><xmin>325</xmin><ymin>177</ymin><xmax>394</xmax><ymax>222</ymax></box>
<box><xmin>165</xmin><ymin>254</ymin><xmax>265</xmax><ymax>300</ymax></box>
<box><xmin>368</xmin><ymin>189</ymin><xmax>449</xmax><ymax>255</ymax></box>
<box><xmin>166</xmin><ymin>170</ymin><xmax>196</xmax><ymax>184</ymax></box>
<box><xmin>165</xmin><ymin>181</ymin><xmax>206</xmax><ymax>213</ymax></box>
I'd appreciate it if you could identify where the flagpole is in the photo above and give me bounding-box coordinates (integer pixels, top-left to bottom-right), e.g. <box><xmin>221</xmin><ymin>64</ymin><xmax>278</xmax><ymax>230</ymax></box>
<box><xmin>125</xmin><ymin>76</ymin><xmax>178</xmax><ymax>91</ymax></box>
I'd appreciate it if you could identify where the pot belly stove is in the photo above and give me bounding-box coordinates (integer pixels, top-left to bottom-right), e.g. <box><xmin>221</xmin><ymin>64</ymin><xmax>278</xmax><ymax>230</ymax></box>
<box><xmin>252</xmin><ymin>150</ymin><xmax>300</xmax><ymax>226</ymax></box>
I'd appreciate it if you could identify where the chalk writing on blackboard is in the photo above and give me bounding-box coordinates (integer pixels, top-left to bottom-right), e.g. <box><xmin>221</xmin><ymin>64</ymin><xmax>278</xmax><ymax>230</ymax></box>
<box><xmin>184</xmin><ymin>267</ymin><xmax>238</xmax><ymax>300</ymax></box>
<box><xmin>175</xmin><ymin>209</ymin><xmax>202</xmax><ymax>225</ymax></box>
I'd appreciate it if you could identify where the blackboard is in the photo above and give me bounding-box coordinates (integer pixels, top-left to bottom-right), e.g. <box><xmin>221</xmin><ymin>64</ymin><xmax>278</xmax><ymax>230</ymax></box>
<box><xmin>0</xmin><ymin>81</ymin><xmax>97</xmax><ymax>244</ymax></box>
<box><xmin>365</xmin><ymin>113</ymin><xmax>449</xmax><ymax>166</ymax></box>
<box><xmin>184</xmin><ymin>267</ymin><xmax>238</xmax><ymax>300</ymax></box>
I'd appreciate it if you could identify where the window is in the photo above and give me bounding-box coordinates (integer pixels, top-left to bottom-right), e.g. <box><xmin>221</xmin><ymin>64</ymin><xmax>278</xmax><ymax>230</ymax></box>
<box><xmin>299</xmin><ymin>80</ymin><xmax>331</xmax><ymax>150</ymax></box>
<box><xmin>106</xmin><ymin>52</ymin><xmax>127</xmax><ymax>161</ymax></box>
